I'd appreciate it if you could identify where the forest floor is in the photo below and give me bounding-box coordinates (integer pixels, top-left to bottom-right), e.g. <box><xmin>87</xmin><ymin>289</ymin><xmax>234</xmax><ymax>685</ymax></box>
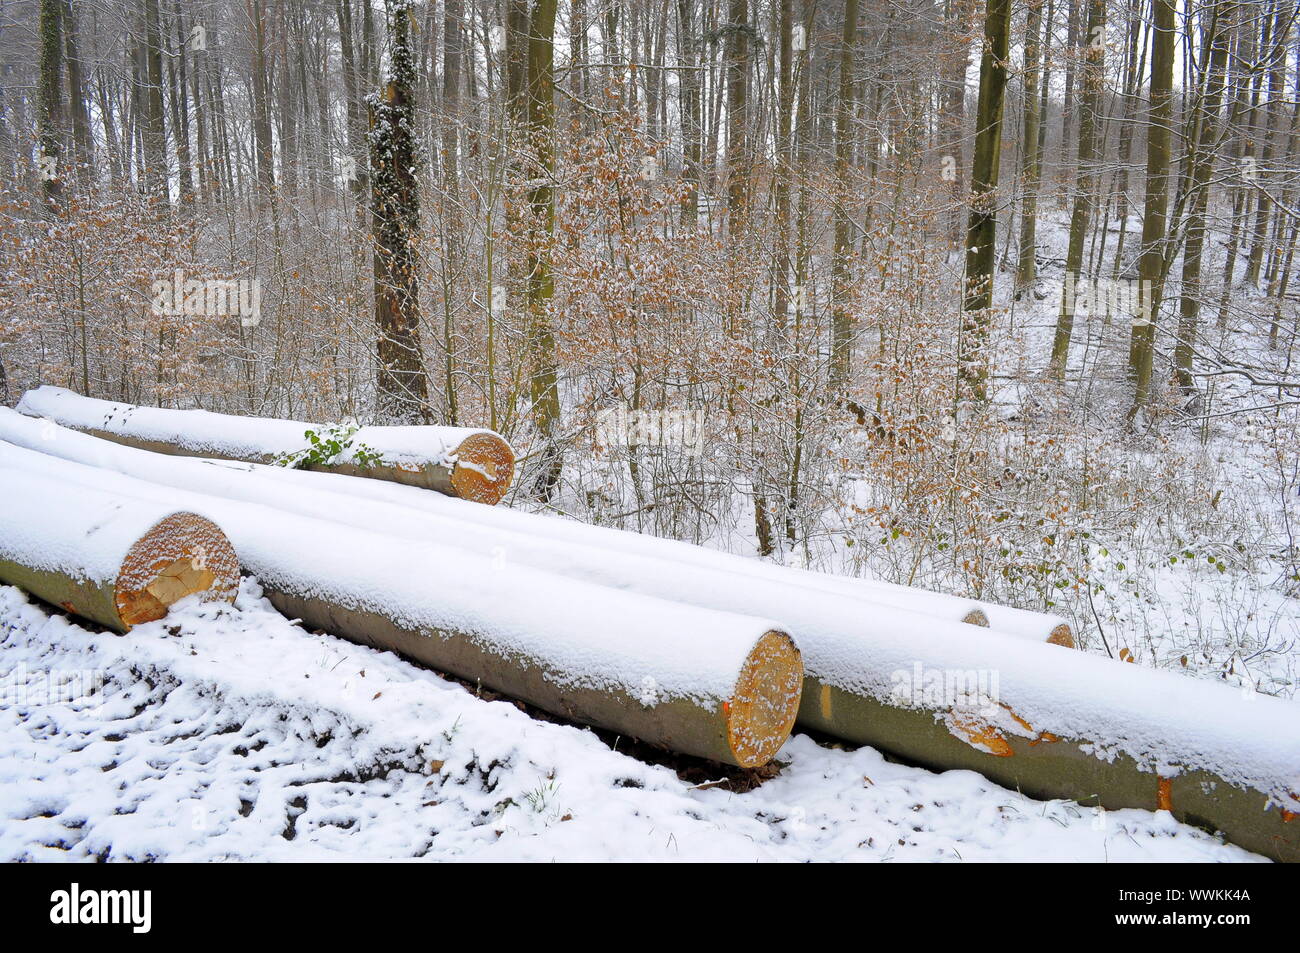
<box><xmin>0</xmin><ymin>580</ymin><xmax>1266</xmax><ymax>862</ymax></box>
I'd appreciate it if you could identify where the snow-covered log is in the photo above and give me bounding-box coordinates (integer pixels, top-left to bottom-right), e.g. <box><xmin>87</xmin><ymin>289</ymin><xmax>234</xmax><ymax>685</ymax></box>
<box><xmin>17</xmin><ymin>387</ymin><xmax>1068</xmax><ymax>643</ymax></box>
<box><xmin>182</xmin><ymin>434</ymin><xmax>1069</xmax><ymax>644</ymax></box>
<box><xmin>0</xmin><ymin>438</ymin><xmax>802</xmax><ymax>768</ymax></box>
<box><xmin>0</xmin><ymin>469</ymin><xmax>238</xmax><ymax>632</ymax></box>
<box><xmin>0</xmin><ymin>410</ymin><xmax>1066</xmax><ymax>676</ymax></box>
<box><xmin>258</xmin><ymin>466</ymin><xmax>1071</xmax><ymax>645</ymax></box>
<box><xmin>4</xmin><ymin>415</ymin><xmax>1298</xmax><ymax>860</ymax></box>
<box><xmin>783</xmin><ymin>573</ymin><xmax>1073</xmax><ymax>646</ymax></box>
<box><xmin>18</xmin><ymin>386</ymin><xmax>515</xmax><ymax>505</ymax></box>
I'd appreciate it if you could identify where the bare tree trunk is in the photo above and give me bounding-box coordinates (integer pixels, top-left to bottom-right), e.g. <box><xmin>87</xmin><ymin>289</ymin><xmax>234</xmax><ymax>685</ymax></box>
<box><xmin>141</xmin><ymin>0</ymin><xmax>169</xmax><ymax>202</ymax></box>
<box><xmin>1129</xmin><ymin>0</ymin><xmax>1176</xmax><ymax>413</ymax></box>
<box><xmin>773</xmin><ymin>0</ymin><xmax>803</xmax><ymax>544</ymax></box>
<box><xmin>249</xmin><ymin>0</ymin><xmax>276</xmax><ymax>198</ymax></box>
<box><xmin>676</xmin><ymin>0</ymin><xmax>701</xmax><ymax>230</ymax></box>
<box><xmin>1060</xmin><ymin>0</ymin><xmax>1079</xmax><ymax>163</ymax></box>
<box><xmin>439</xmin><ymin>0</ymin><xmax>465</xmax><ymax>425</ymax></box>
<box><xmin>723</xmin><ymin>0</ymin><xmax>752</xmax><ymax>236</ymax></box>
<box><xmin>1173</xmin><ymin>1</ymin><xmax>1236</xmax><ymax>397</ymax></box>
<box><xmin>524</xmin><ymin>0</ymin><xmax>563</xmax><ymax>499</ymax></box>
<box><xmin>1243</xmin><ymin>0</ymin><xmax>1290</xmax><ymax>287</ymax></box>
<box><xmin>1016</xmin><ymin>0</ymin><xmax>1045</xmax><ymax>290</ymax></box>
<box><xmin>61</xmin><ymin>0</ymin><xmax>93</xmax><ymax>192</ymax></box>
<box><xmin>168</xmin><ymin>2</ymin><xmax>194</xmax><ymax>203</ymax></box>
<box><xmin>1048</xmin><ymin>0</ymin><xmax>1105</xmax><ymax>375</ymax></box>
<box><xmin>275</xmin><ymin>0</ymin><xmax>300</xmax><ymax>201</ymax></box>
<box><xmin>1214</xmin><ymin>10</ymin><xmax>1259</xmax><ymax>332</ymax></box>
<box><xmin>938</xmin><ymin>0</ymin><xmax>971</xmax><ymax>244</ymax></box>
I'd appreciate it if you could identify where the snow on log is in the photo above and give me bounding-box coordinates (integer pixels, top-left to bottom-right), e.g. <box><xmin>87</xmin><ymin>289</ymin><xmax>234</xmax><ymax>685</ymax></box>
<box><xmin>18</xmin><ymin>386</ymin><xmax>515</xmax><ymax>505</ymax></box>
<box><xmin>782</xmin><ymin>573</ymin><xmax>1074</xmax><ymax>646</ymax></box>
<box><xmin>0</xmin><ymin>409</ymin><xmax>1063</xmax><ymax>668</ymax></box>
<box><xmin>17</xmin><ymin>386</ymin><xmax>1067</xmax><ymax>642</ymax></box>
<box><xmin>200</xmin><ymin>438</ymin><xmax>1069</xmax><ymax>644</ymax></box>
<box><xmin>280</xmin><ymin>471</ymin><xmax>1070</xmax><ymax>645</ymax></box>
<box><xmin>2</xmin><ymin>415</ymin><xmax>1297</xmax><ymax>860</ymax></box>
<box><xmin>0</xmin><ymin>469</ymin><xmax>238</xmax><ymax>632</ymax></box>
<box><xmin>0</xmin><ymin>438</ymin><xmax>802</xmax><ymax>768</ymax></box>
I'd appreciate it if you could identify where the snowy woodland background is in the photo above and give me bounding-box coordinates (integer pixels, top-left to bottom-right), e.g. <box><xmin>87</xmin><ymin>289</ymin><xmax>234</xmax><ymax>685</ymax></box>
<box><xmin>0</xmin><ymin>0</ymin><xmax>1297</xmax><ymax>698</ymax></box>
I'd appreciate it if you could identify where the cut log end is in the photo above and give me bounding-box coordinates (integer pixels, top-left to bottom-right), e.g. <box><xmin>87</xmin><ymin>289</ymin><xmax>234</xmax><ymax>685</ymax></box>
<box><xmin>449</xmin><ymin>433</ymin><xmax>516</xmax><ymax>505</ymax></box>
<box><xmin>726</xmin><ymin>629</ymin><xmax>804</xmax><ymax>768</ymax></box>
<box><xmin>1047</xmin><ymin>624</ymin><xmax>1075</xmax><ymax>649</ymax></box>
<box><xmin>115</xmin><ymin>513</ymin><xmax>240</xmax><ymax>628</ymax></box>
<box><xmin>962</xmin><ymin>608</ymin><xmax>990</xmax><ymax>626</ymax></box>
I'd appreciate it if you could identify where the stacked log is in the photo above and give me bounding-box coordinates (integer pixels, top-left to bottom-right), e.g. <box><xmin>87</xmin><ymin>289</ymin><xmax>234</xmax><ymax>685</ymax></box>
<box><xmin>3</xmin><ymin>413</ymin><xmax>1298</xmax><ymax>861</ymax></box>
<box><xmin>18</xmin><ymin>386</ymin><xmax>515</xmax><ymax>505</ymax></box>
<box><xmin>198</xmin><ymin>428</ymin><xmax>1072</xmax><ymax>644</ymax></box>
<box><xmin>0</xmin><ymin>468</ymin><xmax>238</xmax><ymax>631</ymax></box>
<box><xmin>769</xmin><ymin>571</ymin><xmax>1074</xmax><ymax>646</ymax></box>
<box><xmin>0</xmin><ymin>437</ymin><xmax>802</xmax><ymax>768</ymax></box>
<box><xmin>20</xmin><ymin>385</ymin><xmax>1069</xmax><ymax>642</ymax></box>
<box><xmin>257</xmin><ymin>455</ymin><xmax>1073</xmax><ymax>645</ymax></box>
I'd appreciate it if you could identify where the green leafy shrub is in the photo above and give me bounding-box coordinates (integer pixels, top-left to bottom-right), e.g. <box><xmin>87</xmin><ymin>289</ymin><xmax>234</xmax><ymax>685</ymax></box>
<box><xmin>275</xmin><ymin>422</ymin><xmax>384</xmax><ymax>470</ymax></box>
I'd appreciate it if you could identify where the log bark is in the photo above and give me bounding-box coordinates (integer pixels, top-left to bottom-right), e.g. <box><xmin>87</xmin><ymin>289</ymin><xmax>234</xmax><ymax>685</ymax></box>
<box><xmin>19</xmin><ymin>387</ymin><xmax>515</xmax><ymax>505</ymax></box>
<box><xmin>270</xmin><ymin>589</ymin><xmax>800</xmax><ymax>768</ymax></box>
<box><xmin>0</xmin><ymin>470</ymin><xmax>238</xmax><ymax>632</ymax></box>
<box><xmin>0</xmin><ymin>437</ymin><xmax>802</xmax><ymax>768</ymax></box>
<box><xmin>798</xmin><ymin>674</ymin><xmax>1299</xmax><ymax>863</ymax></box>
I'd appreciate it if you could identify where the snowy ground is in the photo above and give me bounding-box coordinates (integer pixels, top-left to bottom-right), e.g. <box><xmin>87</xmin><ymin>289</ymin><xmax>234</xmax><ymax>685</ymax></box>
<box><xmin>0</xmin><ymin>582</ymin><xmax>1264</xmax><ymax>862</ymax></box>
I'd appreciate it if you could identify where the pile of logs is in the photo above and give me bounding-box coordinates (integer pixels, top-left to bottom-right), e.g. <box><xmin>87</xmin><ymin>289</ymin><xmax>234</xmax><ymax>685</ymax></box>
<box><xmin>1</xmin><ymin>390</ymin><xmax>1297</xmax><ymax>862</ymax></box>
<box><xmin>0</xmin><ymin>434</ymin><xmax>802</xmax><ymax>768</ymax></box>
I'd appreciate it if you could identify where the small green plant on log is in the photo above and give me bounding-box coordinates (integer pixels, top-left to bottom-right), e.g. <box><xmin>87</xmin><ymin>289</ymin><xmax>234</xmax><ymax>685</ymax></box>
<box><xmin>275</xmin><ymin>423</ymin><xmax>383</xmax><ymax>470</ymax></box>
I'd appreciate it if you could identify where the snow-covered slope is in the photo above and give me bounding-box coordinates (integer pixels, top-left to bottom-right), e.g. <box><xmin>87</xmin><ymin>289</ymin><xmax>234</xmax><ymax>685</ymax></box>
<box><xmin>0</xmin><ymin>583</ymin><xmax>1263</xmax><ymax>862</ymax></box>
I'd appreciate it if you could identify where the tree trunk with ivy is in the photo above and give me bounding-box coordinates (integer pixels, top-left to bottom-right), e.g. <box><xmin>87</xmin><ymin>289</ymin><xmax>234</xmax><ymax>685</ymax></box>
<box><xmin>37</xmin><ymin>0</ymin><xmax>64</xmax><ymax>208</ymax></box>
<box><xmin>829</xmin><ymin>0</ymin><xmax>859</xmax><ymax>395</ymax></box>
<box><xmin>958</xmin><ymin>0</ymin><xmax>1010</xmax><ymax>404</ymax></box>
<box><xmin>369</xmin><ymin>0</ymin><xmax>430</xmax><ymax>424</ymax></box>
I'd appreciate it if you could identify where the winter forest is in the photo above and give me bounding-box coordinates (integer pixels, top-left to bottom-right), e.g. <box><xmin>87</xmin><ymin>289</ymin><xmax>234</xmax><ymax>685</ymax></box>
<box><xmin>0</xmin><ymin>0</ymin><xmax>1298</xmax><ymax>864</ymax></box>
